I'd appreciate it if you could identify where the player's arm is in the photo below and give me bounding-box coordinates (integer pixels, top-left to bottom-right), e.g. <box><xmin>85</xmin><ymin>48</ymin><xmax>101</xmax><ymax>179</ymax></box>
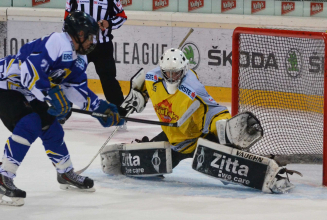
<box><xmin>20</xmin><ymin>40</ymin><xmax>57</xmax><ymax>102</ymax></box>
<box><xmin>107</xmin><ymin>0</ymin><xmax>127</xmax><ymax>30</ymax></box>
<box><xmin>62</xmin><ymin>71</ymin><xmax>124</xmax><ymax>127</ymax></box>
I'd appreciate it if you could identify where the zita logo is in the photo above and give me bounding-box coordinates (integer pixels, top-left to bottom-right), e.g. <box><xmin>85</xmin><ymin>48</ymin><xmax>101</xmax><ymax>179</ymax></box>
<box><xmin>181</xmin><ymin>42</ymin><xmax>201</xmax><ymax>70</ymax></box>
<box><xmin>188</xmin><ymin>0</ymin><xmax>204</xmax><ymax>12</ymax></box>
<box><xmin>122</xmin><ymin>153</ymin><xmax>140</xmax><ymax>166</ymax></box>
<box><xmin>121</xmin><ymin>0</ymin><xmax>132</xmax><ymax>7</ymax></box>
<box><xmin>311</xmin><ymin>3</ymin><xmax>323</xmax><ymax>16</ymax></box>
<box><xmin>210</xmin><ymin>152</ymin><xmax>249</xmax><ymax>178</ymax></box>
<box><xmin>251</xmin><ymin>1</ymin><xmax>266</xmax><ymax>14</ymax></box>
<box><xmin>221</xmin><ymin>0</ymin><xmax>236</xmax><ymax>13</ymax></box>
<box><xmin>153</xmin><ymin>0</ymin><xmax>169</xmax><ymax>11</ymax></box>
<box><xmin>281</xmin><ymin>2</ymin><xmax>295</xmax><ymax>15</ymax></box>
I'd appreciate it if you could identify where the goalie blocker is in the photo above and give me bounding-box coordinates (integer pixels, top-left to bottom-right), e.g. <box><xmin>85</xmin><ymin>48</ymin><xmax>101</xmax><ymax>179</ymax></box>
<box><xmin>100</xmin><ymin>142</ymin><xmax>172</xmax><ymax>176</ymax></box>
<box><xmin>192</xmin><ymin>138</ymin><xmax>295</xmax><ymax>193</ymax></box>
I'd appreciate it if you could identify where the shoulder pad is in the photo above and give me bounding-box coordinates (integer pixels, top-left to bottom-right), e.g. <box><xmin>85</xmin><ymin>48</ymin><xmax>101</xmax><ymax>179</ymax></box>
<box><xmin>178</xmin><ymin>83</ymin><xmax>197</xmax><ymax>100</ymax></box>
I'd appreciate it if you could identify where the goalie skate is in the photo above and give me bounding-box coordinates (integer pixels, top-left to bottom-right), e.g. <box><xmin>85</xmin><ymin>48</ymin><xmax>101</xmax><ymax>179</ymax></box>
<box><xmin>58</xmin><ymin>169</ymin><xmax>95</xmax><ymax>192</ymax></box>
<box><xmin>0</xmin><ymin>174</ymin><xmax>26</xmax><ymax>206</ymax></box>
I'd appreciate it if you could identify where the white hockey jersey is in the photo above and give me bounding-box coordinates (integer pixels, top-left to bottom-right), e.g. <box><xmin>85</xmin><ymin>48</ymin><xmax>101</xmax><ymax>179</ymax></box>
<box><xmin>0</xmin><ymin>32</ymin><xmax>100</xmax><ymax>111</ymax></box>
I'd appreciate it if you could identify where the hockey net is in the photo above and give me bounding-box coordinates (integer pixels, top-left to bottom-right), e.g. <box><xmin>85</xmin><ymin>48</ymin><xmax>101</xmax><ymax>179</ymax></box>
<box><xmin>232</xmin><ymin>27</ymin><xmax>327</xmax><ymax>185</ymax></box>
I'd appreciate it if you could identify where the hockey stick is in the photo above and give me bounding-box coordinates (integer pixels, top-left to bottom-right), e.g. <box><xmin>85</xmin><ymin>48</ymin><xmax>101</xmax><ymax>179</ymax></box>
<box><xmin>75</xmin><ymin>109</ymin><xmax>133</xmax><ymax>175</ymax></box>
<box><xmin>74</xmin><ymin>100</ymin><xmax>200</xmax><ymax>174</ymax></box>
<box><xmin>71</xmin><ymin>99</ymin><xmax>200</xmax><ymax>127</ymax></box>
<box><xmin>178</xmin><ymin>28</ymin><xmax>194</xmax><ymax>49</ymax></box>
<box><xmin>75</xmin><ymin>29</ymin><xmax>195</xmax><ymax>174</ymax></box>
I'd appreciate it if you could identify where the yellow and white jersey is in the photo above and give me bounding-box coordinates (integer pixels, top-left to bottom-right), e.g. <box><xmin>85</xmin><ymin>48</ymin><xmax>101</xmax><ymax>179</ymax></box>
<box><xmin>145</xmin><ymin>67</ymin><xmax>231</xmax><ymax>154</ymax></box>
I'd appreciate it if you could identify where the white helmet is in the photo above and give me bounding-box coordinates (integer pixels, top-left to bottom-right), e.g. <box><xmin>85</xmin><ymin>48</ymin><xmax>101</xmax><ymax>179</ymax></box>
<box><xmin>159</xmin><ymin>48</ymin><xmax>189</xmax><ymax>94</ymax></box>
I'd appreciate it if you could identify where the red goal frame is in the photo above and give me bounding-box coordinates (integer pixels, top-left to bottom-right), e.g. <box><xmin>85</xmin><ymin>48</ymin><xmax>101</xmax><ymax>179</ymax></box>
<box><xmin>232</xmin><ymin>27</ymin><xmax>327</xmax><ymax>186</ymax></box>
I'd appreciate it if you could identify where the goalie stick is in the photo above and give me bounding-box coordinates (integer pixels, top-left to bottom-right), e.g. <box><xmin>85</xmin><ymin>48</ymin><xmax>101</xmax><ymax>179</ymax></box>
<box><xmin>71</xmin><ymin>100</ymin><xmax>200</xmax><ymax>127</ymax></box>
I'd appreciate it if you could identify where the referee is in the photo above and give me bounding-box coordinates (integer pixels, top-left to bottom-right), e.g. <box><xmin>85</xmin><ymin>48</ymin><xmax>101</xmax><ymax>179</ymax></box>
<box><xmin>65</xmin><ymin>0</ymin><xmax>127</xmax><ymax>116</ymax></box>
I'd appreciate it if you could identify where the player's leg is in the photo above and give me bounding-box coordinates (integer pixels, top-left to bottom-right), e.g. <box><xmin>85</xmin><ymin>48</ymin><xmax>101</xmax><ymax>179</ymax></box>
<box><xmin>91</xmin><ymin>41</ymin><xmax>125</xmax><ymax>115</ymax></box>
<box><xmin>39</xmin><ymin>120</ymin><xmax>95</xmax><ymax>192</ymax></box>
<box><xmin>101</xmin><ymin>141</ymin><xmax>172</xmax><ymax>176</ymax></box>
<box><xmin>0</xmin><ymin>90</ymin><xmax>44</xmax><ymax>205</ymax></box>
<box><xmin>192</xmin><ymin>138</ymin><xmax>297</xmax><ymax>194</ymax></box>
<box><xmin>151</xmin><ymin>132</ymin><xmax>194</xmax><ymax>168</ymax></box>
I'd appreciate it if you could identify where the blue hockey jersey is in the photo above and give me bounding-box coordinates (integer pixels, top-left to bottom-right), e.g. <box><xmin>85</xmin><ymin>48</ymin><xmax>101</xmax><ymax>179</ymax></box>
<box><xmin>0</xmin><ymin>32</ymin><xmax>100</xmax><ymax>111</ymax></box>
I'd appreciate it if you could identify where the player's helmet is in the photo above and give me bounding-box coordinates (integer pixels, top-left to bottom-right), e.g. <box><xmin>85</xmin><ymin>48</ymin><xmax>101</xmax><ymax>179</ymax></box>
<box><xmin>63</xmin><ymin>11</ymin><xmax>99</xmax><ymax>55</ymax></box>
<box><xmin>159</xmin><ymin>48</ymin><xmax>189</xmax><ymax>94</ymax></box>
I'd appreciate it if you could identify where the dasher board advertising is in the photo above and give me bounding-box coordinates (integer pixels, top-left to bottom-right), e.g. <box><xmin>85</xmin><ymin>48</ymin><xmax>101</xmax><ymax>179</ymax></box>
<box><xmin>179</xmin><ymin>0</ymin><xmax>212</xmax><ymax>13</ymax></box>
<box><xmin>275</xmin><ymin>1</ymin><xmax>304</xmax><ymax>16</ymax></box>
<box><xmin>303</xmin><ymin>2</ymin><xmax>327</xmax><ymax>17</ymax></box>
<box><xmin>121</xmin><ymin>0</ymin><xmax>143</xmax><ymax>10</ymax></box>
<box><xmin>6</xmin><ymin>20</ymin><xmax>233</xmax><ymax>88</ymax></box>
<box><xmin>244</xmin><ymin>0</ymin><xmax>275</xmax><ymax>15</ymax></box>
<box><xmin>212</xmin><ymin>0</ymin><xmax>244</xmax><ymax>15</ymax></box>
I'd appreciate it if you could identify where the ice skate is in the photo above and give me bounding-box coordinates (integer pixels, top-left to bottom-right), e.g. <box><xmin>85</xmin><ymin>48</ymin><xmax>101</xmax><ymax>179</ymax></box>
<box><xmin>57</xmin><ymin>169</ymin><xmax>95</xmax><ymax>192</ymax></box>
<box><xmin>0</xmin><ymin>174</ymin><xmax>26</xmax><ymax>206</ymax></box>
<box><xmin>270</xmin><ymin>174</ymin><xmax>295</xmax><ymax>194</ymax></box>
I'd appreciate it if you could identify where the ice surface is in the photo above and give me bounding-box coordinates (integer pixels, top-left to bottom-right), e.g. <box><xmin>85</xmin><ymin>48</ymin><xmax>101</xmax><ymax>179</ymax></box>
<box><xmin>1</xmin><ymin>101</ymin><xmax>327</xmax><ymax>220</ymax></box>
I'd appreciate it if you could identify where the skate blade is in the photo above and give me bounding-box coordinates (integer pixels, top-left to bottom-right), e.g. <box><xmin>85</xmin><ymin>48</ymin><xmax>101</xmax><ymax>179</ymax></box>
<box><xmin>0</xmin><ymin>195</ymin><xmax>24</xmax><ymax>206</ymax></box>
<box><xmin>59</xmin><ymin>184</ymin><xmax>96</xmax><ymax>192</ymax></box>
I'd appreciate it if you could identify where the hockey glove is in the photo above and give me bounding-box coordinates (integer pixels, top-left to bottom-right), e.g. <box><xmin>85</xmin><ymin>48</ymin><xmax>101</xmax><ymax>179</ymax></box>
<box><xmin>45</xmin><ymin>86</ymin><xmax>71</xmax><ymax>120</ymax></box>
<box><xmin>121</xmin><ymin>89</ymin><xmax>149</xmax><ymax>113</ymax></box>
<box><xmin>93</xmin><ymin>100</ymin><xmax>125</xmax><ymax>127</ymax></box>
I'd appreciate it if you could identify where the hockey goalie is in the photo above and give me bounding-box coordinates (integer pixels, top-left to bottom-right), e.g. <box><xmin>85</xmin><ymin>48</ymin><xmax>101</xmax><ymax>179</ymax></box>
<box><xmin>100</xmin><ymin>48</ymin><xmax>300</xmax><ymax>194</ymax></box>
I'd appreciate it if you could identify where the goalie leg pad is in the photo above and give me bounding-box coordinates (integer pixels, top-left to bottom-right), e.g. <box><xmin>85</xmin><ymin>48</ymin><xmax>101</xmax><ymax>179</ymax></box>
<box><xmin>192</xmin><ymin>138</ymin><xmax>295</xmax><ymax>193</ymax></box>
<box><xmin>100</xmin><ymin>142</ymin><xmax>172</xmax><ymax>176</ymax></box>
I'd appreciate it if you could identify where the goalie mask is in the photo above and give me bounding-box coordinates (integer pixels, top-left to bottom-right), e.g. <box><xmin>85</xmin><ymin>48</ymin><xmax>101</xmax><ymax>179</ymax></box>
<box><xmin>159</xmin><ymin>48</ymin><xmax>189</xmax><ymax>94</ymax></box>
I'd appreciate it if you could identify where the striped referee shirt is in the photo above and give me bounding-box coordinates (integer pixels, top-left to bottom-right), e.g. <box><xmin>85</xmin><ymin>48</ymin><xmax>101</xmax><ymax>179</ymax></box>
<box><xmin>65</xmin><ymin>0</ymin><xmax>127</xmax><ymax>43</ymax></box>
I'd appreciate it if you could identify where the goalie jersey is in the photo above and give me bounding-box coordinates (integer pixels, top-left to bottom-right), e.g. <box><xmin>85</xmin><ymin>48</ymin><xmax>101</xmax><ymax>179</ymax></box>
<box><xmin>0</xmin><ymin>32</ymin><xmax>100</xmax><ymax>111</ymax></box>
<box><xmin>145</xmin><ymin>67</ymin><xmax>231</xmax><ymax>154</ymax></box>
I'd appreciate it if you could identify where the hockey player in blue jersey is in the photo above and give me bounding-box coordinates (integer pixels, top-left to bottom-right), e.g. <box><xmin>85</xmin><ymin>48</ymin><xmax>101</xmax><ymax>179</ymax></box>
<box><xmin>0</xmin><ymin>11</ymin><xmax>124</xmax><ymax>206</ymax></box>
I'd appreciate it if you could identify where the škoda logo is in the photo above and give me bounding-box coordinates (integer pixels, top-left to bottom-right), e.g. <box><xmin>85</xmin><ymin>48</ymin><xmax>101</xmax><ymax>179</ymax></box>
<box><xmin>221</xmin><ymin>0</ymin><xmax>236</xmax><ymax>13</ymax></box>
<box><xmin>153</xmin><ymin>0</ymin><xmax>169</xmax><ymax>11</ymax></box>
<box><xmin>251</xmin><ymin>1</ymin><xmax>266</xmax><ymax>14</ymax></box>
<box><xmin>281</xmin><ymin>2</ymin><xmax>295</xmax><ymax>15</ymax></box>
<box><xmin>188</xmin><ymin>0</ymin><xmax>204</xmax><ymax>12</ymax></box>
<box><xmin>310</xmin><ymin>3</ymin><xmax>323</xmax><ymax>16</ymax></box>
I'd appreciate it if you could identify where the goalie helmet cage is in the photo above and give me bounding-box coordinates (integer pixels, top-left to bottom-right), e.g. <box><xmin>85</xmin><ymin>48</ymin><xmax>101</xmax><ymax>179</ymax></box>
<box><xmin>231</xmin><ymin>27</ymin><xmax>327</xmax><ymax>186</ymax></box>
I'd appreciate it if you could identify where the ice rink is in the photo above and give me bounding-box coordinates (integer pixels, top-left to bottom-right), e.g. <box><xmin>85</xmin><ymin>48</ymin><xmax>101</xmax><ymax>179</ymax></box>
<box><xmin>1</xmin><ymin>100</ymin><xmax>327</xmax><ymax>220</ymax></box>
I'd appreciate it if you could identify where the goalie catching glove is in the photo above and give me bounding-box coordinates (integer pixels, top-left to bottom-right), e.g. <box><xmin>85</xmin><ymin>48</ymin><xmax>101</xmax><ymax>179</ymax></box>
<box><xmin>121</xmin><ymin>88</ymin><xmax>148</xmax><ymax>113</ymax></box>
<box><xmin>217</xmin><ymin>111</ymin><xmax>263</xmax><ymax>150</ymax></box>
<box><xmin>93</xmin><ymin>100</ymin><xmax>125</xmax><ymax>127</ymax></box>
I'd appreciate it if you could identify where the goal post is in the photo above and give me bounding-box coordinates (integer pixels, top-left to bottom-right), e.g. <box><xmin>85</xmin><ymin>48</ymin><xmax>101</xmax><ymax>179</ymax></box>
<box><xmin>231</xmin><ymin>27</ymin><xmax>327</xmax><ymax>186</ymax></box>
